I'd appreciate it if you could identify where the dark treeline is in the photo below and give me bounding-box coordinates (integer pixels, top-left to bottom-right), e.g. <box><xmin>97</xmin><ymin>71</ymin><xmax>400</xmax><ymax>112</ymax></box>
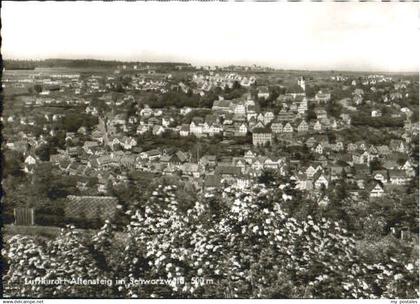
<box><xmin>3</xmin><ymin>59</ymin><xmax>192</xmax><ymax>70</ymax></box>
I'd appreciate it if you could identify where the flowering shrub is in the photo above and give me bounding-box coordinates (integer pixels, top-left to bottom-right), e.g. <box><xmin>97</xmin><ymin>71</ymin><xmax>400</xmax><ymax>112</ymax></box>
<box><xmin>3</xmin><ymin>183</ymin><xmax>419</xmax><ymax>298</ymax></box>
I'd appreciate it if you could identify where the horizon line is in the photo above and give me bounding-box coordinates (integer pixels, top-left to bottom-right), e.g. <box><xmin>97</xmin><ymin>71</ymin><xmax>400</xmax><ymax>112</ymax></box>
<box><xmin>3</xmin><ymin>57</ymin><xmax>419</xmax><ymax>74</ymax></box>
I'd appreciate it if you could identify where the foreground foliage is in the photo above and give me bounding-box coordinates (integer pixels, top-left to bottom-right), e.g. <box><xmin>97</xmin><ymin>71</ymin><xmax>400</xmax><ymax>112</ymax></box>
<box><xmin>3</xmin><ymin>184</ymin><xmax>419</xmax><ymax>298</ymax></box>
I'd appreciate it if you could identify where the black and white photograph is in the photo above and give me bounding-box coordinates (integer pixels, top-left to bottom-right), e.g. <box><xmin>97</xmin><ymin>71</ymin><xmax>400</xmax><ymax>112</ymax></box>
<box><xmin>1</xmin><ymin>1</ymin><xmax>419</xmax><ymax>300</ymax></box>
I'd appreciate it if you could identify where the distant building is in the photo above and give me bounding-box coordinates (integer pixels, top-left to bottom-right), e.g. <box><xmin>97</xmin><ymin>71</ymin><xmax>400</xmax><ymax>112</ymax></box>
<box><xmin>368</xmin><ymin>181</ymin><xmax>385</xmax><ymax>198</ymax></box>
<box><xmin>298</xmin><ymin>76</ymin><xmax>306</xmax><ymax>91</ymax></box>
<box><xmin>257</xmin><ymin>87</ymin><xmax>270</xmax><ymax>99</ymax></box>
<box><xmin>315</xmin><ymin>91</ymin><xmax>331</xmax><ymax>103</ymax></box>
<box><xmin>252</xmin><ymin>128</ymin><xmax>273</xmax><ymax>146</ymax></box>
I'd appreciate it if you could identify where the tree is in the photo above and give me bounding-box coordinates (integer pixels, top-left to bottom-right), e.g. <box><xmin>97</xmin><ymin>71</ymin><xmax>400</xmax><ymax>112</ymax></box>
<box><xmin>35</xmin><ymin>144</ymin><xmax>50</xmax><ymax>161</ymax></box>
<box><xmin>34</xmin><ymin>84</ymin><xmax>43</xmax><ymax>94</ymax></box>
<box><xmin>257</xmin><ymin>169</ymin><xmax>280</xmax><ymax>187</ymax></box>
<box><xmin>2</xmin><ymin>150</ymin><xmax>24</xmax><ymax>178</ymax></box>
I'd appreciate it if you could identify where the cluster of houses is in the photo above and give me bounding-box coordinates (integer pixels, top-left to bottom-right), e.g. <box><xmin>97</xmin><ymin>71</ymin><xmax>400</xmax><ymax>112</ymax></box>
<box><xmin>3</xmin><ymin>67</ymin><xmax>419</xmax><ymax>224</ymax></box>
<box><xmin>192</xmin><ymin>72</ymin><xmax>257</xmax><ymax>95</ymax></box>
<box><xmin>18</xmin><ymin>126</ymin><xmax>416</xmax><ymax>201</ymax></box>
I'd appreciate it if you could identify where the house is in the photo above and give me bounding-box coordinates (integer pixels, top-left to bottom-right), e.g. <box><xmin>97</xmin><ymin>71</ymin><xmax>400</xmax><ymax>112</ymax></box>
<box><xmin>180</xmin><ymin>124</ymin><xmax>190</xmax><ymax>137</ymax></box>
<box><xmin>141</xmin><ymin>149</ymin><xmax>161</xmax><ymax>161</ymax></box>
<box><xmin>305</xmin><ymin>137</ymin><xmax>317</xmax><ymax>148</ymax></box>
<box><xmin>212</xmin><ymin>99</ymin><xmax>233</xmax><ymax>112</ymax></box>
<box><xmin>246</xmin><ymin>106</ymin><xmax>258</xmax><ymax>121</ymax></box>
<box><xmin>315</xmin><ymin>91</ymin><xmax>331</xmax><ymax>103</ymax></box>
<box><xmin>140</xmin><ymin>106</ymin><xmax>154</xmax><ymax>117</ymax></box>
<box><xmin>234</xmin><ymin>176</ymin><xmax>252</xmax><ymax>190</ymax></box>
<box><xmin>251</xmin><ymin>120</ymin><xmax>265</xmax><ymax>131</ymax></box>
<box><xmin>271</xmin><ymin>121</ymin><xmax>283</xmax><ymax>133</ymax></box>
<box><xmin>353</xmin><ymin>95</ymin><xmax>363</xmax><ymax>105</ymax></box>
<box><xmin>257</xmin><ymin>113</ymin><xmax>265</xmax><ymax>123</ymax></box>
<box><xmin>371</xmin><ymin>110</ymin><xmax>382</xmax><ymax>117</ymax></box>
<box><xmin>347</xmin><ymin>143</ymin><xmax>358</xmax><ymax>152</ymax></box>
<box><xmin>190</xmin><ymin>121</ymin><xmax>203</xmax><ymax>136</ymax></box>
<box><xmin>252</xmin><ymin>128</ymin><xmax>273</xmax><ymax>146</ymax></box>
<box><xmin>293</xmin><ymin>174</ymin><xmax>313</xmax><ymax>191</ymax></box>
<box><xmin>152</xmin><ymin>125</ymin><xmax>165</xmax><ymax>136</ymax></box>
<box><xmin>313</xmin><ymin>120</ymin><xmax>323</xmax><ymax>132</ymax></box>
<box><xmin>263</xmin><ymin>158</ymin><xmax>282</xmax><ymax>170</ymax></box>
<box><xmin>257</xmin><ymin>87</ymin><xmax>270</xmax><ymax>99</ymax></box>
<box><xmin>233</xmin><ymin>103</ymin><xmax>246</xmax><ymax>115</ymax></box>
<box><xmin>317</xmin><ymin>195</ymin><xmax>330</xmax><ymax>207</ymax></box>
<box><xmin>83</xmin><ymin>141</ymin><xmax>99</xmax><ymax>153</ymax></box>
<box><xmin>148</xmin><ymin>117</ymin><xmax>160</xmax><ymax>126</ymax></box>
<box><xmin>137</xmin><ymin>125</ymin><xmax>150</xmax><ymax>135</ymax></box>
<box><xmin>282</xmin><ymin>122</ymin><xmax>294</xmax><ymax>133</ymax></box>
<box><xmin>120</xmin><ymin>137</ymin><xmax>137</xmax><ymax>150</ymax></box>
<box><xmin>353</xmin><ymin>88</ymin><xmax>364</xmax><ymax>96</ymax></box>
<box><xmin>313</xmin><ymin>171</ymin><xmax>329</xmax><ymax>190</ymax></box>
<box><xmin>320</xmin><ymin>117</ymin><xmax>331</xmax><ymax>129</ymax></box>
<box><xmin>77</xmin><ymin>126</ymin><xmax>87</xmax><ymax>135</ymax></box>
<box><xmin>340</xmin><ymin>113</ymin><xmax>352</xmax><ymax>125</ymax></box>
<box><xmin>330</xmin><ymin>166</ymin><xmax>345</xmax><ymax>180</ymax></box>
<box><xmin>401</xmin><ymin>160</ymin><xmax>416</xmax><ymax>177</ymax></box>
<box><xmin>67</xmin><ymin>146</ymin><xmax>82</xmax><ymax>157</ymax></box>
<box><xmin>111</xmin><ymin>114</ymin><xmax>126</xmax><ymax>126</ymax></box>
<box><xmin>181</xmin><ymin>163</ymin><xmax>200</xmax><ymax>178</ymax></box>
<box><xmin>23</xmin><ymin>155</ymin><xmax>37</xmax><ymax>173</ymax></box>
<box><xmin>331</xmin><ymin>141</ymin><xmax>344</xmax><ymax>152</ymax></box>
<box><xmin>296</xmin><ymin>120</ymin><xmax>309</xmax><ymax>132</ymax></box>
<box><xmin>236</xmin><ymin>123</ymin><xmax>248</xmax><ymax>136</ymax></box>
<box><xmin>200</xmin><ymin>155</ymin><xmax>217</xmax><ymax>167</ymax></box>
<box><xmin>153</xmin><ymin>109</ymin><xmax>163</xmax><ymax>117</ymax></box>
<box><xmin>206</xmin><ymin>123</ymin><xmax>223</xmax><ymax>136</ymax></box>
<box><xmin>377</xmin><ymin>145</ymin><xmax>391</xmax><ymax>155</ymax></box>
<box><xmin>372</xmin><ymin>170</ymin><xmax>388</xmax><ymax>184</ymax></box>
<box><xmin>368</xmin><ymin>145</ymin><xmax>378</xmax><ymax>155</ymax></box>
<box><xmin>216</xmin><ymin>165</ymin><xmax>242</xmax><ymax>178</ymax></box>
<box><xmin>297</xmin><ymin>97</ymin><xmax>308</xmax><ymax>112</ymax></box>
<box><xmin>367</xmin><ymin>181</ymin><xmax>385</xmax><ymax>198</ymax></box>
<box><xmin>305</xmin><ymin>165</ymin><xmax>318</xmax><ymax>178</ymax></box>
<box><xmin>244</xmin><ymin>151</ymin><xmax>256</xmax><ymax>163</ymax></box>
<box><xmin>382</xmin><ymin>159</ymin><xmax>400</xmax><ymax>170</ymax></box>
<box><xmin>389</xmin><ymin>170</ymin><xmax>409</xmax><ymax>185</ymax></box>
<box><xmin>314</xmin><ymin>143</ymin><xmax>324</xmax><ymax>154</ymax></box>
<box><xmin>180</xmin><ymin>107</ymin><xmax>193</xmax><ymax>115</ymax></box>
<box><xmin>162</xmin><ymin>117</ymin><xmax>173</xmax><ymax>128</ymax></box>
<box><xmin>355</xmin><ymin>141</ymin><xmax>367</xmax><ymax>151</ymax></box>
<box><xmin>314</xmin><ymin>108</ymin><xmax>328</xmax><ymax>120</ymax></box>
<box><xmin>390</xmin><ymin>140</ymin><xmax>407</xmax><ymax>153</ymax></box>
<box><xmin>277</xmin><ymin>109</ymin><xmax>296</xmax><ymax>122</ymax></box>
<box><xmin>263</xmin><ymin>111</ymin><xmax>275</xmax><ymax>125</ymax></box>
<box><xmin>173</xmin><ymin>151</ymin><xmax>189</xmax><ymax>164</ymax></box>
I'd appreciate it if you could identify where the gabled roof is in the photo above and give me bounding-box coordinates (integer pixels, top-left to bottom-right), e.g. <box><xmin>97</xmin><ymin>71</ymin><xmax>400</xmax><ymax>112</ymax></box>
<box><xmin>204</xmin><ymin>174</ymin><xmax>221</xmax><ymax>188</ymax></box>
<box><xmin>312</xmin><ymin>170</ymin><xmax>326</xmax><ymax>181</ymax></box>
<box><xmin>175</xmin><ymin>151</ymin><xmax>188</xmax><ymax>163</ymax></box>
<box><xmin>215</xmin><ymin>165</ymin><xmax>242</xmax><ymax>176</ymax></box>
<box><xmin>388</xmin><ymin>169</ymin><xmax>406</xmax><ymax>178</ymax></box>
<box><xmin>65</xmin><ymin>195</ymin><xmax>118</xmax><ymax>220</ymax></box>
<box><xmin>213</xmin><ymin>100</ymin><xmax>232</xmax><ymax>109</ymax></box>
<box><xmin>252</xmin><ymin>127</ymin><xmax>271</xmax><ymax>134</ymax></box>
<box><xmin>372</xmin><ymin>170</ymin><xmax>388</xmax><ymax>177</ymax></box>
<box><xmin>366</xmin><ymin>180</ymin><xmax>383</xmax><ymax>192</ymax></box>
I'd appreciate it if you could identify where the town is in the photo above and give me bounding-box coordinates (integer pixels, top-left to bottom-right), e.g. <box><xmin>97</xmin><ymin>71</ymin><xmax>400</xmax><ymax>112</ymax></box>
<box><xmin>2</xmin><ymin>59</ymin><xmax>418</xmax><ymax>232</ymax></box>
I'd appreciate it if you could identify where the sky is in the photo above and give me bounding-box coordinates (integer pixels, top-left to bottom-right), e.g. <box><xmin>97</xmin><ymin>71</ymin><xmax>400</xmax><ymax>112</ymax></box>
<box><xmin>2</xmin><ymin>2</ymin><xmax>419</xmax><ymax>72</ymax></box>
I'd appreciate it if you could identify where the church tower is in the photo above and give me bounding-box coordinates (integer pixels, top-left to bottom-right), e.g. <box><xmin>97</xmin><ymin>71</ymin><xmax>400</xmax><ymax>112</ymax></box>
<box><xmin>298</xmin><ymin>76</ymin><xmax>306</xmax><ymax>91</ymax></box>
